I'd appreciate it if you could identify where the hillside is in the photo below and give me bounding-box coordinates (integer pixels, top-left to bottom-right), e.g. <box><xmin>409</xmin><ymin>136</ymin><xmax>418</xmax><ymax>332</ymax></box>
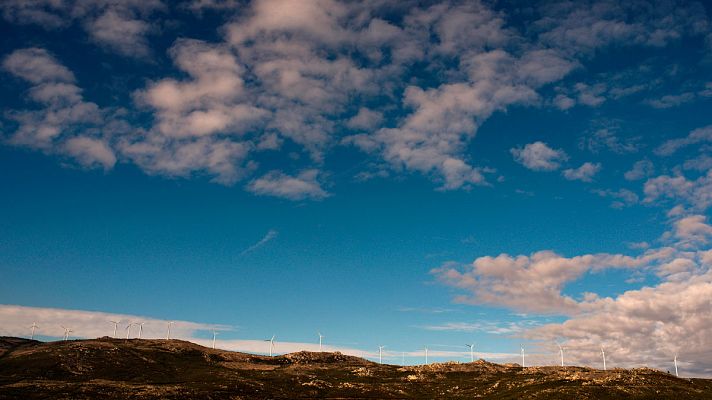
<box><xmin>0</xmin><ymin>336</ymin><xmax>710</xmax><ymax>399</ymax></box>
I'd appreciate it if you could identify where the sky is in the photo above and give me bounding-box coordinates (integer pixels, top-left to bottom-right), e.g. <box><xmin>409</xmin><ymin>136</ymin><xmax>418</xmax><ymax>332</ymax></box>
<box><xmin>1</xmin><ymin>0</ymin><xmax>712</xmax><ymax>376</ymax></box>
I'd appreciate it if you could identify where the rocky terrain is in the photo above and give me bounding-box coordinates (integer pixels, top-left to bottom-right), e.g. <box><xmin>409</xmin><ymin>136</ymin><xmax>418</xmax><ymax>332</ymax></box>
<box><xmin>0</xmin><ymin>336</ymin><xmax>710</xmax><ymax>399</ymax></box>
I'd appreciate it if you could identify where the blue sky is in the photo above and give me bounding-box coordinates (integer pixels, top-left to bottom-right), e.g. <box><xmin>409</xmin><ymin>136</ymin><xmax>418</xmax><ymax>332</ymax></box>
<box><xmin>1</xmin><ymin>0</ymin><xmax>712</xmax><ymax>376</ymax></box>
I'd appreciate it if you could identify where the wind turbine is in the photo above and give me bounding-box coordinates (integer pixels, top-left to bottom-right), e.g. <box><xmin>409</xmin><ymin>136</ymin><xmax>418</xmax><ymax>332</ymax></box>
<box><xmin>166</xmin><ymin>322</ymin><xmax>174</xmax><ymax>340</ymax></box>
<box><xmin>520</xmin><ymin>344</ymin><xmax>525</xmax><ymax>367</ymax></box>
<box><xmin>30</xmin><ymin>322</ymin><xmax>39</xmax><ymax>340</ymax></box>
<box><xmin>424</xmin><ymin>346</ymin><xmax>429</xmax><ymax>365</ymax></box>
<box><xmin>378</xmin><ymin>345</ymin><xmax>385</xmax><ymax>364</ymax></box>
<box><xmin>674</xmin><ymin>354</ymin><xmax>679</xmax><ymax>377</ymax></box>
<box><xmin>558</xmin><ymin>343</ymin><xmax>564</xmax><ymax>367</ymax></box>
<box><xmin>110</xmin><ymin>321</ymin><xmax>119</xmax><ymax>338</ymax></box>
<box><xmin>465</xmin><ymin>344</ymin><xmax>475</xmax><ymax>362</ymax></box>
<box><xmin>125</xmin><ymin>322</ymin><xmax>134</xmax><ymax>339</ymax></box>
<box><xmin>601</xmin><ymin>346</ymin><xmax>607</xmax><ymax>371</ymax></box>
<box><xmin>61</xmin><ymin>326</ymin><xmax>72</xmax><ymax>341</ymax></box>
<box><xmin>318</xmin><ymin>332</ymin><xmax>324</xmax><ymax>351</ymax></box>
<box><xmin>212</xmin><ymin>329</ymin><xmax>218</xmax><ymax>349</ymax></box>
<box><xmin>137</xmin><ymin>322</ymin><xmax>145</xmax><ymax>339</ymax></box>
<box><xmin>265</xmin><ymin>335</ymin><xmax>275</xmax><ymax>356</ymax></box>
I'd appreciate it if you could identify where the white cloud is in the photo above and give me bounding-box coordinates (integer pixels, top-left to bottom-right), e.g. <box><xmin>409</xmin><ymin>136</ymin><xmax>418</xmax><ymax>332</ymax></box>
<box><xmin>655</xmin><ymin>125</ymin><xmax>712</xmax><ymax>156</ymax></box>
<box><xmin>0</xmin><ymin>304</ymin><xmax>371</xmax><ymax>357</ymax></box>
<box><xmin>2</xmin><ymin>1</ymin><xmax>709</xmax><ymax>196</ymax></box>
<box><xmin>64</xmin><ymin>136</ymin><xmax>117</xmax><ymax>170</ymax></box>
<box><xmin>2</xmin><ymin>48</ymin><xmax>113</xmax><ymax>171</ymax></box>
<box><xmin>86</xmin><ymin>9</ymin><xmax>152</xmax><ymax>57</ymax></box>
<box><xmin>563</xmin><ymin>162</ymin><xmax>601</xmax><ymax>182</ymax></box>
<box><xmin>0</xmin><ymin>0</ymin><xmax>164</xmax><ymax>57</ymax></box>
<box><xmin>433</xmin><ymin>209</ymin><xmax>712</xmax><ymax>375</ymax></box>
<box><xmin>644</xmin><ymin>170</ymin><xmax>712</xmax><ymax>211</ymax></box>
<box><xmin>511</xmin><ymin>141</ymin><xmax>568</xmax><ymax>171</ymax></box>
<box><xmin>346</xmin><ymin>108</ymin><xmax>383</xmax><ymax>131</ymax></box>
<box><xmin>593</xmin><ymin>188</ymin><xmax>639</xmax><ymax>209</ymax></box>
<box><xmin>247</xmin><ymin>169</ymin><xmax>328</xmax><ymax>200</ymax></box>
<box><xmin>432</xmin><ymin>250</ymin><xmax>665</xmax><ymax>315</ymax></box>
<box><xmin>2</xmin><ymin>48</ymin><xmax>75</xmax><ymax>84</ymax></box>
<box><xmin>241</xmin><ymin>229</ymin><xmax>278</xmax><ymax>255</ymax></box>
<box><xmin>580</xmin><ymin>126</ymin><xmax>641</xmax><ymax>154</ymax></box>
<box><xmin>671</xmin><ymin>215</ymin><xmax>712</xmax><ymax>248</ymax></box>
<box><xmin>624</xmin><ymin>159</ymin><xmax>655</xmax><ymax>181</ymax></box>
<box><xmin>645</xmin><ymin>92</ymin><xmax>696</xmax><ymax>109</ymax></box>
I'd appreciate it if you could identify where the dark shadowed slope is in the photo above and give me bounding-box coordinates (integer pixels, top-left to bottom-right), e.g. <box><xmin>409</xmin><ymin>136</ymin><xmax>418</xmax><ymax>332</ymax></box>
<box><xmin>1</xmin><ymin>337</ymin><xmax>711</xmax><ymax>399</ymax></box>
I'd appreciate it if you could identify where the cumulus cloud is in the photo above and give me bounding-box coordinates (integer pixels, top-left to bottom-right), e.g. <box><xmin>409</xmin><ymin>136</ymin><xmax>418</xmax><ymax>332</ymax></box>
<box><xmin>247</xmin><ymin>169</ymin><xmax>328</xmax><ymax>200</ymax></box>
<box><xmin>431</xmin><ymin>250</ymin><xmax>668</xmax><ymax>315</ymax></box>
<box><xmin>64</xmin><ymin>136</ymin><xmax>117</xmax><ymax>170</ymax></box>
<box><xmin>0</xmin><ymin>0</ymin><xmax>163</xmax><ymax>58</ymax></box>
<box><xmin>511</xmin><ymin>141</ymin><xmax>568</xmax><ymax>171</ymax></box>
<box><xmin>86</xmin><ymin>9</ymin><xmax>152</xmax><ymax>57</ymax></box>
<box><xmin>624</xmin><ymin>159</ymin><xmax>655</xmax><ymax>181</ymax></box>
<box><xmin>2</xmin><ymin>47</ymin><xmax>75</xmax><ymax>83</ymax></box>
<box><xmin>2</xmin><ymin>47</ymin><xmax>114</xmax><ymax>168</ymax></box>
<box><xmin>593</xmin><ymin>188</ymin><xmax>640</xmax><ymax>209</ymax></box>
<box><xmin>563</xmin><ymin>162</ymin><xmax>601</xmax><ymax>182</ymax></box>
<box><xmin>655</xmin><ymin>125</ymin><xmax>712</xmax><ymax>156</ymax></box>
<box><xmin>644</xmin><ymin>170</ymin><xmax>712</xmax><ymax>211</ymax></box>
<box><xmin>2</xmin><ymin>0</ymin><xmax>710</xmax><ymax>196</ymax></box>
<box><xmin>433</xmin><ymin>190</ymin><xmax>712</xmax><ymax>375</ymax></box>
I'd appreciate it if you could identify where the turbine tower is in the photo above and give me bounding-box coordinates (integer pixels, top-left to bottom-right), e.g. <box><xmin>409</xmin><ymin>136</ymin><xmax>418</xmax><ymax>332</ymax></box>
<box><xmin>674</xmin><ymin>354</ymin><xmax>679</xmax><ymax>377</ymax></box>
<box><xmin>265</xmin><ymin>335</ymin><xmax>275</xmax><ymax>356</ymax></box>
<box><xmin>520</xmin><ymin>344</ymin><xmax>525</xmax><ymax>367</ymax></box>
<box><xmin>378</xmin><ymin>345</ymin><xmax>385</xmax><ymax>364</ymax></box>
<box><xmin>125</xmin><ymin>322</ymin><xmax>134</xmax><ymax>339</ymax></box>
<box><xmin>465</xmin><ymin>344</ymin><xmax>475</xmax><ymax>362</ymax></box>
<box><xmin>318</xmin><ymin>332</ymin><xmax>324</xmax><ymax>351</ymax></box>
<box><xmin>110</xmin><ymin>321</ymin><xmax>119</xmax><ymax>338</ymax></box>
<box><xmin>166</xmin><ymin>322</ymin><xmax>174</xmax><ymax>340</ymax></box>
<box><xmin>61</xmin><ymin>326</ymin><xmax>72</xmax><ymax>341</ymax></box>
<box><xmin>424</xmin><ymin>346</ymin><xmax>429</xmax><ymax>365</ymax></box>
<box><xmin>30</xmin><ymin>322</ymin><xmax>39</xmax><ymax>340</ymax></box>
<box><xmin>212</xmin><ymin>329</ymin><xmax>218</xmax><ymax>349</ymax></box>
<box><xmin>601</xmin><ymin>346</ymin><xmax>607</xmax><ymax>371</ymax></box>
<box><xmin>558</xmin><ymin>344</ymin><xmax>564</xmax><ymax>367</ymax></box>
<box><xmin>137</xmin><ymin>322</ymin><xmax>145</xmax><ymax>339</ymax></box>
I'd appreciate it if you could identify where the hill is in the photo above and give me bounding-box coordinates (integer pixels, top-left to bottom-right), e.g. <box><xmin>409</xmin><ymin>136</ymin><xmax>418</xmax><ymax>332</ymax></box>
<box><xmin>0</xmin><ymin>336</ymin><xmax>710</xmax><ymax>399</ymax></box>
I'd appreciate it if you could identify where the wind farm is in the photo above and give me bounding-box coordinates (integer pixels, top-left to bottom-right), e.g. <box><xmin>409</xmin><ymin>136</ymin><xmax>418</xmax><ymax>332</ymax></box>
<box><xmin>1</xmin><ymin>335</ymin><xmax>710</xmax><ymax>399</ymax></box>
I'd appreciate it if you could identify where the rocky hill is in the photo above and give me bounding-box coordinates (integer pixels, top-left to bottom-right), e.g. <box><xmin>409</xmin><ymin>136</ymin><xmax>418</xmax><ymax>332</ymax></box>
<box><xmin>0</xmin><ymin>336</ymin><xmax>710</xmax><ymax>399</ymax></box>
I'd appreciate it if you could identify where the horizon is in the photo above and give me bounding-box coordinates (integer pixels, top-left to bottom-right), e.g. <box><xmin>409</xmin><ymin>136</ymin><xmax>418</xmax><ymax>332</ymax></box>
<box><xmin>1</xmin><ymin>0</ymin><xmax>711</xmax><ymax>378</ymax></box>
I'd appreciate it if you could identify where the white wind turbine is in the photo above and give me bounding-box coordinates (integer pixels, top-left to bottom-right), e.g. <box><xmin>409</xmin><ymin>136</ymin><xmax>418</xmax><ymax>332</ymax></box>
<box><xmin>30</xmin><ymin>322</ymin><xmax>39</xmax><ymax>340</ymax></box>
<box><xmin>61</xmin><ymin>325</ymin><xmax>72</xmax><ymax>341</ymax></box>
<box><xmin>465</xmin><ymin>343</ymin><xmax>475</xmax><ymax>362</ymax></box>
<box><xmin>265</xmin><ymin>335</ymin><xmax>275</xmax><ymax>356</ymax></box>
<box><xmin>520</xmin><ymin>344</ymin><xmax>525</xmax><ymax>367</ymax></box>
<box><xmin>318</xmin><ymin>332</ymin><xmax>324</xmax><ymax>351</ymax></box>
<box><xmin>110</xmin><ymin>321</ymin><xmax>119</xmax><ymax>338</ymax></box>
<box><xmin>212</xmin><ymin>329</ymin><xmax>218</xmax><ymax>349</ymax></box>
<box><xmin>125</xmin><ymin>322</ymin><xmax>134</xmax><ymax>339</ymax></box>
<box><xmin>166</xmin><ymin>322</ymin><xmax>174</xmax><ymax>340</ymax></box>
<box><xmin>601</xmin><ymin>346</ymin><xmax>607</xmax><ymax>371</ymax></box>
<box><xmin>424</xmin><ymin>346</ymin><xmax>429</xmax><ymax>365</ymax></box>
<box><xmin>137</xmin><ymin>322</ymin><xmax>145</xmax><ymax>339</ymax></box>
<box><xmin>558</xmin><ymin>343</ymin><xmax>564</xmax><ymax>367</ymax></box>
<box><xmin>674</xmin><ymin>354</ymin><xmax>679</xmax><ymax>377</ymax></box>
<box><xmin>378</xmin><ymin>345</ymin><xmax>385</xmax><ymax>364</ymax></box>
